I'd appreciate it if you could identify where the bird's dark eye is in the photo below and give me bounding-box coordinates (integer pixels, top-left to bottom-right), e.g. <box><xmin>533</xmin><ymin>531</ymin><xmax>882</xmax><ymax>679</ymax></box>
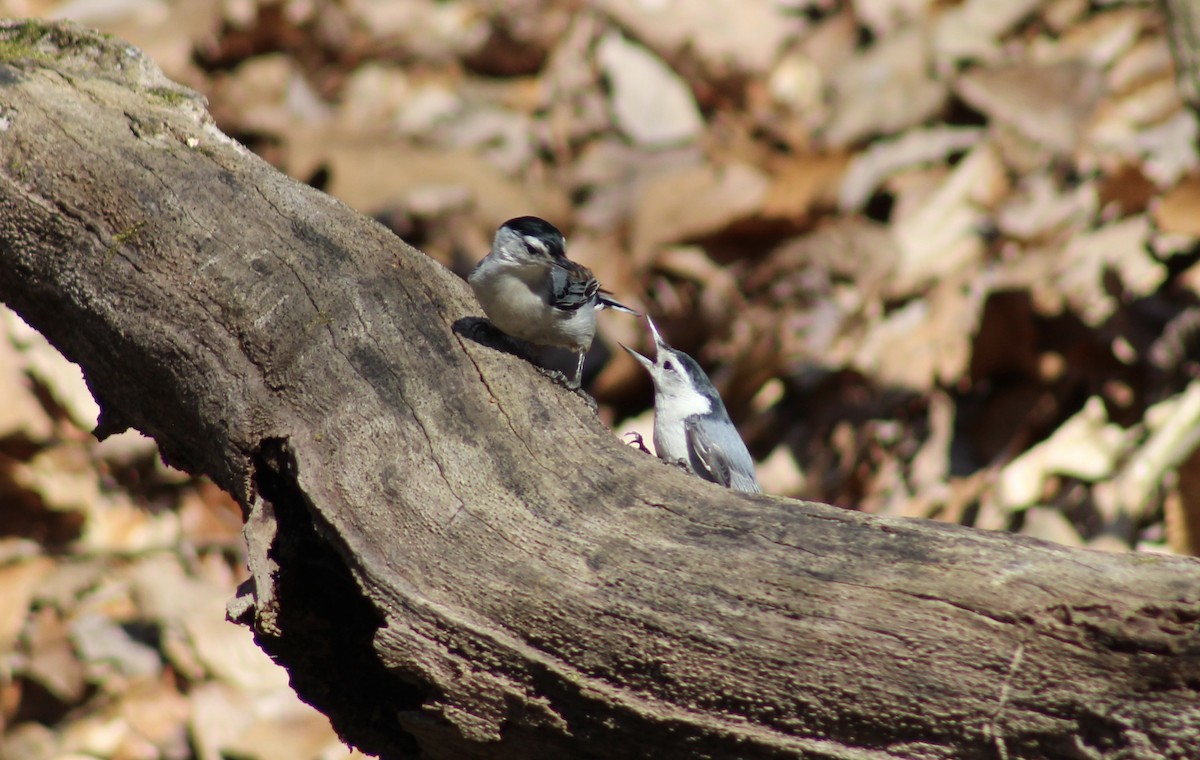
<box><xmin>663</xmin><ymin>361</ymin><xmax>674</xmax><ymax>372</ymax></box>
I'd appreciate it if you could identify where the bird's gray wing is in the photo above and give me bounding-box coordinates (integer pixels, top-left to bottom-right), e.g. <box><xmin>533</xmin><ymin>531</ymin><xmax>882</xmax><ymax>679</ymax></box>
<box><xmin>549</xmin><ymin>260</ymin><xmax>598</xmax><ymax>312</ymax></box>
<box><xmin>685</xmin><ymin>417</ymin><xmax>762</xmax><ymax>494</ymax></box>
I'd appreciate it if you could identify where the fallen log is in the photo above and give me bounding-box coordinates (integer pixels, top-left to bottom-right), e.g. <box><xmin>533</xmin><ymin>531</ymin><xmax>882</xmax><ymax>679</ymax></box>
<box><xmin>0</xmin><ymin>20</ymin><xmax>1197</xmax><ymax>760</ymax></box>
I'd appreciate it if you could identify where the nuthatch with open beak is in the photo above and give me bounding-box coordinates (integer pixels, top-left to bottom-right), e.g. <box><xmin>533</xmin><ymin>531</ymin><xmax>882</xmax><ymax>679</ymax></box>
<box><xmin>623</xmin><ymin>317</ymin><xmax>761</xmax><ymax>493</ymax></box>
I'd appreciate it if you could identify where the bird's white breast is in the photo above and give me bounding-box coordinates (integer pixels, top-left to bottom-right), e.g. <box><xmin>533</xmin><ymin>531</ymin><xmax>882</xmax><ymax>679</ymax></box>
<box><xmin>652</xmin><ymin>392</ymin><xmax>710</xmax><ymax>463</ymax></box>
<box><xmin>470</xmin><ymin>261</ymin><xmax>595</xmax><ymax>350</ymax></box>
<box><xmin>653</xmin><ymin>413</ymin><xmax>689</xmax><ymax>462</ymax></box>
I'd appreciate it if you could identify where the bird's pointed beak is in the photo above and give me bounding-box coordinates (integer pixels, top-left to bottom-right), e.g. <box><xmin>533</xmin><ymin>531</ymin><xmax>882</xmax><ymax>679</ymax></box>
<box><xmin>645</xmin><ymin>316</ymin><xmax>669</xmax><ymax>355</ymax></box>
<box><xmin>623</xmin><ymin>315</ymin><xmax>665</xmax><ymax>370</ymax></box>
<box><xmin>620</xmin><ymin>342</ymin><xmax>654</xmax><ymax>370</ymax></box>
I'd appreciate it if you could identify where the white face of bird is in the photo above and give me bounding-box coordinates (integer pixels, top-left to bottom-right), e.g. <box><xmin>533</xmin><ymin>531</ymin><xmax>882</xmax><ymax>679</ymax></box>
<box><xmin>492</xmin><ymin>217</ymin><xmax>566</xmax><ymax>266</ymax></box>
<box><xmin>624</xmin><ymin>317</ymin><xmax>713</xmax><ymax>418</ymax></box>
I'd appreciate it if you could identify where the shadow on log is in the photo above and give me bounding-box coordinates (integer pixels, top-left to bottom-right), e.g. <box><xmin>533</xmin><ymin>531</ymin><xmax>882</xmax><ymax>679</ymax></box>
<box><xmin>0</xmin><ymin>20</ymin><xmax>1198</xmax><ymax>760</ymax></box>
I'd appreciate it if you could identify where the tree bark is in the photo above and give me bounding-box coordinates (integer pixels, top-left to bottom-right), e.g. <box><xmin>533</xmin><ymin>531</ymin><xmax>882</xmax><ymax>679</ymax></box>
<box><xmin>1</xmin><ymin>20</ymin><xmax>1199</xmax><ymax>760</ymax></box>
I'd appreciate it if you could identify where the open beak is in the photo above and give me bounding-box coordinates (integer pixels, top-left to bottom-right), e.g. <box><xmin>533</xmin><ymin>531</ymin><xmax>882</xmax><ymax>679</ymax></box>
<box><xmin>620</xmin><ymin>341</ymin><xmax>653</xmax><ymax>370</ymax></box>
<box><xmin>620</xmin><ymin>315</ymin><xmax>666</xmax><ymax>370</ymax></box>
<box><xmin>645</xmin><ymin>316</ymin><xmax>668</xmax><ymax>355</ymax></box>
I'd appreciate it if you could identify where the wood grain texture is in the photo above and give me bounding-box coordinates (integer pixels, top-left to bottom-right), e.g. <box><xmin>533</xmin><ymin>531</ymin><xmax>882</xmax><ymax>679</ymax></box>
<box><xmin>1</xmin><ymin>20</ymin><xmax>1198</xmax><ymax>760</ymax></box>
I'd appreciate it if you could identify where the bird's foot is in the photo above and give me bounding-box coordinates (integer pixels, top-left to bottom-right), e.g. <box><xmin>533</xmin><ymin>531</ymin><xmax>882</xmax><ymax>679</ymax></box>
<box><xmin>580</xmin><ymin>392</ymin><xmax>599</xmax><ymax>413</ymax></box>
<box><xmin>572</xmin><ymin>384</ymin><xmax>599</xmax><ymax>413</ymax></box>
<box><xmin>623</xmin><ymin>432</ymin><xmax>652</xmax><ymax>455</ymax></box>
<box><xmin>535</xmin><ymin>365</ymin><xmax>575</xmax><ymax>387</ymax></box>
<box><xmin>533</xmin><ymin>366</ymin><xmax>598</xmax><ymax>411</ymax></box>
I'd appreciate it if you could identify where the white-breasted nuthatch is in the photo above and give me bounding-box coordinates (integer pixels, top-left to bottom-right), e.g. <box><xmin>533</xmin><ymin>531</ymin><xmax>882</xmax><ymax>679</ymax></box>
<box><xmin>623</xmin><ymin>317</ymin><xmax>762</xmax><ymax>494</ymax></box>
<box><xmin>469</xmin><ymin>216</ymin><xmax>638</xmax><ymax>387</ymax></box>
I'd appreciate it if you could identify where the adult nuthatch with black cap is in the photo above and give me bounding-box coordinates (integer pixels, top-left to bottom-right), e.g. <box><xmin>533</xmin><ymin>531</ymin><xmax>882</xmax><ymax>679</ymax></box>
<box><xmin>469</xmin><ymin>216</ymin><xmax>638</xmax><ymax>387</ymax></box>
<box><xmin>623</xmin><ymin>317</ymin><xmax>762</xmax><ymax>494</ymax></box>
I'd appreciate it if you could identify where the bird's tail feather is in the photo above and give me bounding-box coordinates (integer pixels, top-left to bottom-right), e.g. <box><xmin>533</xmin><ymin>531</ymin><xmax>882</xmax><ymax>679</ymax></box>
<box><xmin>596</xmin><ymin>290</ymin><xmax>640</xmax><ymax>315</ymax></box>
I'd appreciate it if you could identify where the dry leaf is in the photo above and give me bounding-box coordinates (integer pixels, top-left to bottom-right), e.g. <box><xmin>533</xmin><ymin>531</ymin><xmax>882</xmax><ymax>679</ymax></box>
<box><xmin>391</xmin><ymin>82</ymin><xmax>463</xmax><ymax>136</ymax></box>
<box><xmin>1031</xmin><ymin>7</ymin><xmax>1144</xmax><ymax>68</ymax></box>
<box><xmin>58</xmin><ymin>713</ymin><xmax>144</xmax><ymax>759</ymax></box>
<box><xmin>69</xmin><ymin>613</ymin><xmax>162</xmax><ymax>680</ymax></box>
<box><xmin>932</xmin><ymin>0</ymin><xmax>1046</xmax><ymax>64</ymax></box>
<box><xmin>762</xmin><ymin>152</ymin><xmax>849</xmax><ymax>220</ymax></box>
<box><xmin>441</xmin><ymin>106</ymin><xmax>535</xmax><ymax>174</ymax></box>
<box><xmin>910</xmin><ymin>391</ymin><xmax>955</xmax><ymax>500</ymax></box>
<box><xmin>284</xmin><ymin>132</ymin><xmax>570</xmax><ymax>231</ymax></box>
<box><xmin>855</xmin><ymin>0</ymin><xmax>932</xmax><ymax>37</ymax></box>
<box><xmin>889</xmin><ymin>143</ymin><xmax>1005</xmax><ymax>292</ymax></box>
<box><xmin>1152</xmin><ymin>174</ymin><xmax>1200</xmax><ymax>236</ymax></box>
<box><xmin>596</xmin><ymin>31</ymin><xmax>703</xmax><ymax>147</ymax></box>
<box><xmin>630</xmin><ymin>162</ymin><xmax>769</xmax><ymax>264</ymax></box>
<box><xmin>996</xmin><ymin>397</ymin><xmax>1130</xmax><ymax>512</ymax></box>
<box><xmin>347</xmin><ymin>1</ymin><xmax>488</xmax><ymax>59</ymax></box>
<box><xmin>90</xmin><ymin>429</ymin><xmax>159</xmax><ymax>468</ymax></box>
<box><xmin>755</xmin><ymin>446</ymin><xmax>806</xmax><ymax>499</ymax></box>
<box><xmin>210</xmin><ymin>54</ymin><xmax>331</xmax><ymax>136</ymax></box>
<box><xmin>1020</xmin><ymin>507</ymin><xmax>1084</xmax><ymax>547</ymax></box>
<box><xmin>12</xmin><ymin>447</ymin><xmax>102</xmax><ymax>514</ymax></box>
<box><xmin>1169</xmin><ymin>447</ymin><xmax>1200</xmax><ymax>555</ymax></box>
<box><xmin>190</xmin><ymin>682</ymin><xmax>255</xmax><ymax>760</ymax></box>
<box><xmin>862</xmin><ymin>454</ymin><xmax>912</xmax><ymax>516</ymax></box>
<box><xmin>221</xmin><ymin>699</ymin><xmax>349</xmax><ymax>760</ymax></box>
<box><xmin>127</xmin><ymin>555</ymin><xmax>289</xmax><ymax>691</ymax></box>
<box><xmin>956</xmin><ymin>60</ymin><xmax>1103</xmax><ymax>155</ymax></box>
<box><xmin>19</xmin><ymin>606</ymin><xmax>87</xmax><ymax>703</ymax></box>
<box><xmin>848</xmin><ymin>273</ymin><xmax>983</xmax><ymax>390</ymax></box>
<box><xmin>767</xmin><ymin>50</ymin><xmax>824</xmax><ymax>116</ymax></box>
<box><xmin>1099</xmin><ymin>381</ymin><xmax>1200</xmax><ymax>522</ymax></box>
<box><xmin>839</xmin><ymin>127</ymin><xmax>983</xmax><ymax>211</ymax></box>
<box><xmin>1090</xmin><ymin>76</ymin><xmax>1184</xmax><ymax>147</ymax></box>
<box><xmin>0</xmin><ymin>722</ymin><xmax>58</xmax><ymax>760</ymax></box>
<box><xmin>824</xmin><ymin>25</ymin><xmax>948</xmax><ymax>147</ymax></box>
<box><xmin>81</xmin><ymin>500</ymin><xmax>183</xmax><ymax>554</ymax></box>
<box><xmin>1109</xmin><ymin>36</ymin><xmax>1173</xmax><ymax>93</ymax></box>
<box><xmin>0</xmin><ymin>325</ymin><xmax>54</xmax><ymax>443</ymax></box>
<box><xmin>118</xmin><ymin>678</ymin><xmax>192</xmax><ymax>756</ymax></box>
<box><xmin>335</xmin><ymin>63</ymin><xmax>413</xmax><ymax>133</ymax></box>
<box><xmin>191</xmin><ymin>680</ymin><xmax>353</xmax><ymax>760</ymax></box>
<box><xmin>1058</xmin><ymin>216</ymin><xmax>1163</xmax><ymax>325</ymax></box>
<box><xmin>0</xmin><ymin>557</ymin><xmax>55</xmax><ymax>653</ymax></box>
<box><xmin>4</xmin><ymin>309</ymin><xmax>99</xmax><ymax>431</ymax></box>
<box><xmin>996</xmin><ymin>173</ymin><xmax>1098</xmax><ymax>241</ymax></box>
<box><xmin>594</xmin><ymin>0</ymin><xmax>794</xmax><ymax>75</ymax></box>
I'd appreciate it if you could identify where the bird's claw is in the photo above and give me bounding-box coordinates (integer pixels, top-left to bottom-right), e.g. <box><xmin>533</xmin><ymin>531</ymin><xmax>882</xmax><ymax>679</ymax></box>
<box><xmin>534</xmin><ymin>366</ymin><xmax>597</xmax><ymax>411</ymax></box>
<box><xmin>573</xmin><ymin>385</ymin><xmax>599</xmax><ymax>413</ymax></box>
<box><xmin>624</xmin><ymin>432</ymin><xmax>652</xmax><ymax>455</ymax></box>
<box><xmin>535</xmin><ymin>365</ymin><xmax>574</xmax><ymax>386</ymax></box>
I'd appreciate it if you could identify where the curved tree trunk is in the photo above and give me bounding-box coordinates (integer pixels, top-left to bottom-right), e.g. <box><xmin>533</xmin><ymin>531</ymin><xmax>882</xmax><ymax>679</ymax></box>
<box><xmin>1</xmin><ymin>20</ymin><xmax>1198</xmax><ymax>760</ymax></box>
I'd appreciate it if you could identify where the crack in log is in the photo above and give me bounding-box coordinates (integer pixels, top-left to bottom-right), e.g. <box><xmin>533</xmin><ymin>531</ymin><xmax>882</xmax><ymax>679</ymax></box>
<box><xmin>982</xmin><ymin>638</ymin><xmax>1027</xmax><ymax>760</ymax></box>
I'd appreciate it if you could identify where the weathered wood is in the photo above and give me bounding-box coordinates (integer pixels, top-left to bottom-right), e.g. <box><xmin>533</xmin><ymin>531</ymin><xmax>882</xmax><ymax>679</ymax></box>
<box><xmin>1</xmin><ymin>20</ymin><xmax>1198</xmax><ymax>760</ymax></box>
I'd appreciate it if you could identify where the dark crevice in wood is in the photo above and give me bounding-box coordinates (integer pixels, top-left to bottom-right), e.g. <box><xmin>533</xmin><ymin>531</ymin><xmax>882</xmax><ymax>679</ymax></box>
<box><xmin>249</xmin><ymin>437</ymin><xmax>425</xmax><ymax>758</ymax></box>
